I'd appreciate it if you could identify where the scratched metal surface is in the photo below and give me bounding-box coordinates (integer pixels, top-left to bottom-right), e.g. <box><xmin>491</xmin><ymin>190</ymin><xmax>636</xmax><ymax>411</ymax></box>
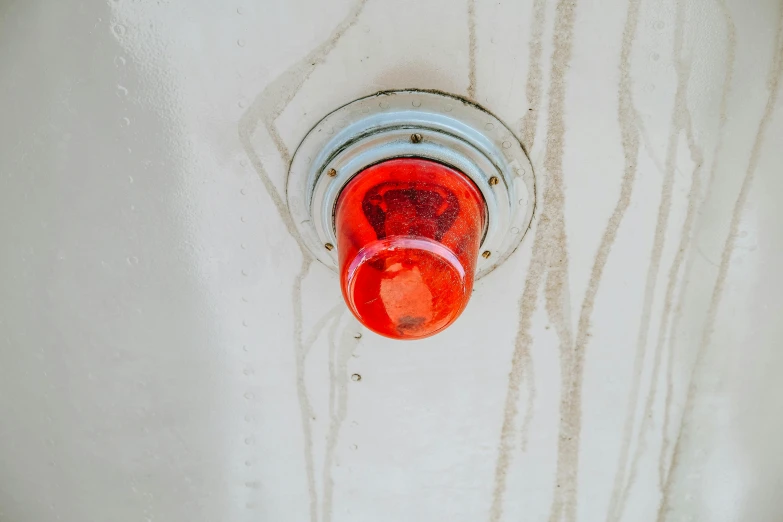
<box><xmin>1</xmin><ymin>0</ymin><xmax>782</xmax><ymax>521</ymax></box>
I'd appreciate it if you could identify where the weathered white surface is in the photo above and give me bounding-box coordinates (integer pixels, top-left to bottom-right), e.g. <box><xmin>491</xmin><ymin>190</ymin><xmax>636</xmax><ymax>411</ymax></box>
<box><xmin>1</xmin><ymin>0</ymin><xmax>782</xmax><ymax>521</ymax></box>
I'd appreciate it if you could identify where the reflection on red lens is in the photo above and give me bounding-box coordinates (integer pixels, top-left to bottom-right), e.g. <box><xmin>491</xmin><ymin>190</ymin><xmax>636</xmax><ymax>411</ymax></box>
<box><xmin>335</xmin><ymin>158</ymin><xmax>486</xmax><ymax>340</ymax></box>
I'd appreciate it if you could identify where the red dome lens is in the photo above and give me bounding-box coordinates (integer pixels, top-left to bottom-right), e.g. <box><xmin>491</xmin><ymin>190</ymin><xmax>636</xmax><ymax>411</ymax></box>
<box><xmin>335</xmin><ymin>158</ymin><xmax>486</xmax><ymax>340</ymax></box>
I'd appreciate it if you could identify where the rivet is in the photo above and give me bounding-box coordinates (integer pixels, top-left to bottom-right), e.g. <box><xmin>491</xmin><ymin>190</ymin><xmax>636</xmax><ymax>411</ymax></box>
<box><xmin>351</xmin><ymin>374</ymin><xmax>362</xmax><ymax>382</ymax></box>
<box><xmin>410</xmin><ymin>133</ymin><xmax>423</xmax><ymax>143</ymax></box>
<box><xmin>489</xmin><ymin>176</ymin><xmax>499</xmax><ymax>186</ymax></box>
<box><xmin>324</xmin><ymin>243</ymin><xmax>334</xmax><ymax>251</ymax></box>
<box><xmin>482</xmin><ymin>251</ymin><xmax>492</xmax><ymax>259</ymax></box>
<box><xmin>327</xmin><ymin>168</ymin><xmax>337</xmax><ymax>177</ymax></box>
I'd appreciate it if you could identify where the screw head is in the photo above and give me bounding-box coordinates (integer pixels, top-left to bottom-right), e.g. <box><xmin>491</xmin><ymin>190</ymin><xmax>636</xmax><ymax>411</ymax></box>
<box><xmin>324</xmin><ymin>243</ymin><xmax>334</xmax><ymax>251</ymax></box>
<box><xmin>327</xmin><ymin>168</ymin><xmax>337</xmax><ymax>177</ymax></box>
<box><xmin>410</xmin><ymin>133</ymin><xmax>423</xmax><ymax>143</ymax></box>
<box><xmin>482</xmin><ymin>250</ymin><xmax>492</xmax><ymax>259</ymax></box>
<box><xmin>488</xmin><ymin>176</ymin><xmax>499</xmax><ymax>186</ymax></box>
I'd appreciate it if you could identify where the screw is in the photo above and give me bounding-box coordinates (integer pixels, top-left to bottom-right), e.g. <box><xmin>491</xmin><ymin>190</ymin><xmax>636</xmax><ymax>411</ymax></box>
<box><xmin>327</xmin><ymin>168</ymin><xmax>337</xmax><ymax>177</ymax></box>
<box><xmin>324</xmin><ymin>243</ymin><xmax>334</xmax><ymax>251</ymax></box>
<box><xmin>489</xmin><ymin>176</ymin><xmax>499</xmax><ymax>186</ymax></box>
<box><xmin>482</xmin><ymin>251</ymin><xmax>492</xmax><ymax>259</ymax></box>
<box><xmin>410</xmin><ymin>133</ymin><xmax>423</xmax><ymax>143</ymax></box>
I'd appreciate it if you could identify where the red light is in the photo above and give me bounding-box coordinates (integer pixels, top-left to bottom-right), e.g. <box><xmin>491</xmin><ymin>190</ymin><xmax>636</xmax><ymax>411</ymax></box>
<box><xmin>335</xmin><ymin>158</ymin><xmax>486</xmax><ymax>340</ymax></box>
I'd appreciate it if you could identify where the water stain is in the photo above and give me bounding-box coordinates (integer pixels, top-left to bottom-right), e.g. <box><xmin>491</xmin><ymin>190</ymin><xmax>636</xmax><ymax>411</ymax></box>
<box><xmin>520</xmin><ymin>0</ymin><xmax>548</xmax><ymax>151</ymax></box>
<box><xmin>488</xmin><ymin>231</ymin><xmax>545</xmax><ymax>522</ymax></box>
<box><xmin>612</xmin><ymin>0</ymin><xmax>744</xmax><ymax>514</ymax></box>
<box><xmin>292</xmin><ymin>258</ymin><xmax>318</xmax><ymax>522</ymax></box>
<box><xmin>540</xmin><ymin>1</ymin><xmax>578</xmax><ymax>520</ymax></box>
<box><xmin>656</xmin><ymin>7</ymin><xmax>783</xmax><ymax>522</ymax></box>
<box><xmin>238</xmin><ymin>0</ymin><xmax>368</xmax><ymax>179</ymax></box>
<box><xmin>294</xmin><ymin>301</ymin><xmax>345</xmax><ymax>521</ymax></box>
<box><xmin>517</xmin><ymin>363</ymin><xmax>539</xmax><ymax>455</ymax></box>
<box><xmin>652</xmin><ymin>94</ymin><xmax>705</xmax><ymax>493</ymax></box>
<box><xmin>569</xmin><ymin>3</ymin><xmax>642</xmax><ymax>522</ymax></box>
<box><xmin>605</xmin><ymin>1</ymin><xmax>691</xmax><ymax>518</ymax></box>
<box><xmin>487</xmin><ymin>0</ymin><xmax>579</xmax><ymax>518</ymax></box>
<box><xmin>321</xmin><ymin>312</ymin><xmax>356</xmax><ymax>522</ymax></box>
<box><xmin>237</xmin><ymin>2</ymin><xmax>367</xmax><ymax>520</ymax></box>
<box><xmin>635</xmin><ymin>113</ymin><xmax>667</xmax><ymax>175</ymax></box>
<box><xmin>467</xmin><ymin>0</ymin><xmax>477</xmax><ymax>100</ymax></box>
<box><xmin>657</xmin><ymin>0</ymin><xmax>736</xmax><ymax>490</ymax></box>
<box><xmin>303</xmin><ymin>305</ymin><xmax>346</xmax><ymax>357</ymax></box>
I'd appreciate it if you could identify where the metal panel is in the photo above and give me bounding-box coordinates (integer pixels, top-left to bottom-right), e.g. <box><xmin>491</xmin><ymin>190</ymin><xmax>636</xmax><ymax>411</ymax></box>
<box><xmin>1</xmin><ymin>0</ymin><xmax>782</xmax><ymax>521</ymax></box>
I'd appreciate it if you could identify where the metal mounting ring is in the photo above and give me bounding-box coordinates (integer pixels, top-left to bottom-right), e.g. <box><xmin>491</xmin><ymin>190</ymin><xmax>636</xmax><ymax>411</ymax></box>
<box><xmin>287</xmin><ymin>89</ymin><xmax>536</xmax><ymax>279</ymax></box>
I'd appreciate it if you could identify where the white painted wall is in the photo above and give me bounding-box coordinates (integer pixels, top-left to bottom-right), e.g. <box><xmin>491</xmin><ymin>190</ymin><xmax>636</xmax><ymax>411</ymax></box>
<box><xmin>1</xmin><ymin>0</ymin><xmax>782</xmax><ymax>521</ymax></box>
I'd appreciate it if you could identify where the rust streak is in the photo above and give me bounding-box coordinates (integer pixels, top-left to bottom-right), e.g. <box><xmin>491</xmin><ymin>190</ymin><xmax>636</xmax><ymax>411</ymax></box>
<box><xmin>656</xmin><ymin>7</ymin><xmax>783</xmax><ymax>521</ymax></box>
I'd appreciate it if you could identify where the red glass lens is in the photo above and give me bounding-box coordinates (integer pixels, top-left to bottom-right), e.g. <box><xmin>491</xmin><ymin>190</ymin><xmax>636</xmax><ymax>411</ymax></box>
<box><xmin>335</xmin><ymin>158</ymin><xmax>486</xmax><ymax>340</ymax></box>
